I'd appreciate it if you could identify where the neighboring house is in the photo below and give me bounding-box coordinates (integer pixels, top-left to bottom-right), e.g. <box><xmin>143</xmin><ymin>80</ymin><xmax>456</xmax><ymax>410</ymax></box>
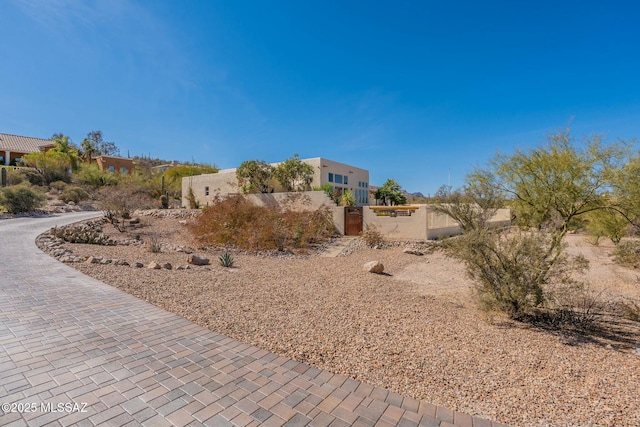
<box><xmin>0</xmin><ymin>133</ymin><xmax>54</xmax><ymax>166</ymax></box>
<box><xmin>94</xmin><ymin>155</ymin><xmax>135</xmax><ymax>174</ymax></box>
<box><xmin>182</xmin><ymin>157</ymin><xmax>370</xmax><ymax>207</ymax></box>
<box><xmin>151</xmin><ymin>160</ymin><xmax>180</xmax><ymax>173</ymax></box>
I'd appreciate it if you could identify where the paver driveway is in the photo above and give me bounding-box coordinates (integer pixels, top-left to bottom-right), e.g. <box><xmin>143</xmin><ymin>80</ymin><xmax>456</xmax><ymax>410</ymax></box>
<box><xmin>0</xmin><ymin>212</ymin><xmax>507</xmax><ymax>427</ymax></box>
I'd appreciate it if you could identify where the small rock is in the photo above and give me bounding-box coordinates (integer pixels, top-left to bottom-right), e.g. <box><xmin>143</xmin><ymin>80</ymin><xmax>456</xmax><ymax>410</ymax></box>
<box><xmin>67</xmin><ymin>201</ymin><xmax>76</xmax><ymax>206</ymax></box>
<box><xmin>187</xmin><ymin>254</ymin><xmax>210</xmax><ymax>266</ymax></box>
<box><xmin>364</xmin><ymin>261</ymin><xmax>385</xmax><ymax>274</ymax></box>
<box><xmin>85</xmin><ymin>256</ymin><xmax>99</xmax><ymax>264</ymax></box>
<box><xmin>403</xmin><ymin>248</ymin><xmax>424</xmax><ymax>256</ymax></box>
<box><xmin>178</xmin><ymin>220</ymin><xmax>187</xmax><ymax>225</ymax></box>
<box><xmin>176</xmin><ymin>265</ymin><xmax>185</xmax><ymax>270</ymax></box>
<box><xmin>129</xmin><ymin>217</ymin><xmax>140</xmax><ymax>224</ymax></box>
<box><xmin>163</xmin><ymin>263</ymin><xmax>172</xmax><ymax>270</ymax></box>
<box><xmin>133</xmin><ymin>262</ymin><xmax>144</xmax><ymax>268</ymax></box>
<box><xmin>100</xmin><ymin>259</ymin><xmax>112</xmax><ymax>264</ymax></box>
<box><xmin>59</xmin><ymin>256</ymin><xmax>72</xmax><ymax>263</ymax></box>
<box><xmin>633</xmin><ymin>344</ymin><xmax>640</xmax><ymax>357</ymax></box>
<box><xmin>147</xmin><ymin>261</ymin><xmax>162</xmax><ymax>269</ymax></box>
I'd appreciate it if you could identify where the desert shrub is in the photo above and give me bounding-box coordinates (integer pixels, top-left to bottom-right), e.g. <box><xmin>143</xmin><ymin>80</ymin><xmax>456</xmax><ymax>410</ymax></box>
<box><xmin>98</xmin><ymin>184</ymin><xmax>154</xmax><ymax>231</ymax></box>
<box><xmin>74</xmin><ymin>163</ymin><xmax>119</xmax><ymax>188</ymax></box>
<box><xmin>5</xmin><ymin>168</ymin><xmax>24</xmax><ymax>185</ymax></box>
<box><xmin>441</xmin><ymin>229</ymin><xmax>589</xmax><ymax>318</ymax></box>
<box><xmin>186</xmin><ymin>186</ymin><xmax>198</xmax><ymax>209</ymax></box>
<box><xmin>612</xmin><ymin>241</ymin><xmax>640</xmax><ymax>268</ymax></box>
<box><xmin>147</xmin><ymin>234</ymin><xmax>162</xmax><ymax>253</ymax></box>
<box><xmin>189</xmin><ymin>194</ymin><xmax>336</xmax><ymax>251</ymax></box>
<box><xmin>49</xmin><ymin>180</ymin><xmax>68</xmax><ymax>192</ymax></box>
<box><xmin>61</xmin><ymin>186</ymin><xmax>89</xmax><ymax>204</ymax></box>
<box><xmin>0</xmin><ymin>184</ymin><xmax>46</xmax><ymax>213</ymax></box>
<box><xmin>360</xmin><ymin>225</ymin><xmax>384</xmax><ymax>247</ymax></box>
<box><xmin>15</xmin><ymin>168</ymin><xmax>45</xmax><ymax>186</ymax></box>
<box><xmin>614</xmin><ymin>299</ymin><xmax>640</xmax><ymax>322</ymax></box>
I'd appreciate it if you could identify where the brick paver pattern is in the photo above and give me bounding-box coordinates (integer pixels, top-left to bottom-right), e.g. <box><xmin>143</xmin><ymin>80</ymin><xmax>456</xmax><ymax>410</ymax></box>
<box><xmin>0</xmin><ymin>213</ymin><xmax>509</xmax><ymax>427</ymax></box>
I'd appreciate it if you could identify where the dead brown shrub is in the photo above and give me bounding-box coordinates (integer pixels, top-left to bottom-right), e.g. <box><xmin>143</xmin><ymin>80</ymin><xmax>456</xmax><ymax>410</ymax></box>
<box><xmin>189</xmin><ymin>194</ymin><xmax>336</xmax><ymax>251</ymax></box>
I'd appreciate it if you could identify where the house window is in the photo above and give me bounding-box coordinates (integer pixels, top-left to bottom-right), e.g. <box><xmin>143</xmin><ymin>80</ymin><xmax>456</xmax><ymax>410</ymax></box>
<box><xmin>328</xmin><ymin>173</ymin><xmax>334</xmax><ymax>183</ymax></box>
<box><xmin>344</xmin><ymin>176</ymin><xmax>348</xmax><ymax>185</ymax></box>
<box><xmin>121</xmin><ymin>167</ymin><xmax>127</xmax><ymax>173</ymax></box>
<box><xmin>335</xmin><ymin>174</ymin><xmax>343</xmax><ymax>184</ymax></box>
<box><xmin>205</xmin><ymin>186</ymin><xmax>210</xmax><ymax>196</ymax></box>
<box><xmin>108</xmin><ymin>166</ymin><xmax>115</xmax><ymax>172</ymax></box>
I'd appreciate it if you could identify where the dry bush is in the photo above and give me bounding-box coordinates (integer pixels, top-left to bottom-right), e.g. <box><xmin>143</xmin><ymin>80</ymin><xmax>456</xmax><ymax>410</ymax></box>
<box><xmin>189</xmin><ymin>194</ymin><xmax>336</xmax><ymax>251</ymax></box>
<box><xmin>612</xmin><ymin>299</ymin><xmax>640</xmax><ymax>322</ymax></box>
<box><xmin>147</xmin><ymin>234</ymin><xmax>162</xmax><ymax>253</ymax></box>
<box><xmin>98</xmin><ymin>184</ymin><xmax>154</xmax><ymax>231</ymax></box>
<box><xmin>612</xmin><ymin>240</ymin><xmax>640</xmax><ymax>268</ymax></box>
<box><xmin>360</xmin><ymin>225</ymin><xmax>384</xmax><ymax>247</ymax></box>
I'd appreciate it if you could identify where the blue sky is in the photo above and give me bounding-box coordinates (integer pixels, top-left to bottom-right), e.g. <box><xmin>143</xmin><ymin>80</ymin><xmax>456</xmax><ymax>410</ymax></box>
<box><xmin>2</xmin><ymin>1</ymin><xmax>640</xmax><ymax>195</ymax></box>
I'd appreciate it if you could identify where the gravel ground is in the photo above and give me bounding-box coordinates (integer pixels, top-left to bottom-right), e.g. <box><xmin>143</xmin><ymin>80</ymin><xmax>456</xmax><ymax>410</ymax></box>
<box><xmin>43</xmin><ymin>214</ymin><xmax>640</xmax><ymax>427</ymax></box>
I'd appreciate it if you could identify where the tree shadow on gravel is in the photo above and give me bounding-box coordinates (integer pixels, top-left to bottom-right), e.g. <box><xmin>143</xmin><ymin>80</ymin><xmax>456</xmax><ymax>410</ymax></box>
<box><xmin>496</xmin><ymin>312</ymin><xmax>640</xmax><ymax>352</ymax></box>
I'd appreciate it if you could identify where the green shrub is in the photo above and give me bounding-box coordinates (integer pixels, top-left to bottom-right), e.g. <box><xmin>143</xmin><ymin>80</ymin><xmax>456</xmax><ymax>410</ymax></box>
<box><xmin>74</xmin><ymin>163</ymin><xmax>118</xmax><ymax>188</ymax></box>
<box><xmin>441</xmin><ymin>229</ymin><xmax>589</xmax><ymax>318</ymax></box>
<box><xmin>0</xmin><ymin>185</ymin><xmax>46</xmax><ymax>213</ymax></box>
<box><xmin>5</xmin><ymin>168</ymin><xmax>24</xmax><ymax>185</ymax></box>
<box><xmin>16</xmin><ymin>168</ymin><xmax>45</xmax><ymax>186</ymax></box>
<box><xmin>49</xmin><ymin>180</ymin><xmax>68</xmax><ymax>192</ymax></box>
<box><xmin>61</xmin><ymin>186</ymin><xmax>89</xmax><ymax>204</ymax></box>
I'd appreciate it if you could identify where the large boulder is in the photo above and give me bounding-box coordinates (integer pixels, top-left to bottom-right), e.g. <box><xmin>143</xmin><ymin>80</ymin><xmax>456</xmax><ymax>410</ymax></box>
<box><xmin>187</xmin><ymin>254</ymin><xmax>210</xmax><ymax>266</ymax></box>
<box><xmin>363</xmin><ymin>261</ymin><xmax>384</xmax><ymax>274</ymax></box>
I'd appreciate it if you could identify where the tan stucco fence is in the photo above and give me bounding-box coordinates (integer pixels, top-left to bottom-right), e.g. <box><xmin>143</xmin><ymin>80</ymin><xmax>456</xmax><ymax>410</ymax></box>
<box><xmin>186</xmin><ymin>190</ymin><xmax>511</xmax><ymax>241</ymax></box>
<box><xmin>363</xmin><ymin>204</ymin><xmax>511</xmax><ymax>240</ymax></box>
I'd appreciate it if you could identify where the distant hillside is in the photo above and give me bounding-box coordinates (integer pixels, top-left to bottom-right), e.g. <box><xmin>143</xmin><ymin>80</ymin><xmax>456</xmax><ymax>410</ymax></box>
<box><xmin>402</xmin><ymin>190</ymin><xmax>428</xmax><ymax>204</ymax></box>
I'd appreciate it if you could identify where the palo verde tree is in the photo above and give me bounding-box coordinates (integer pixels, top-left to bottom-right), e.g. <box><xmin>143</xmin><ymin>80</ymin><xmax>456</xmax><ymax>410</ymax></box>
<box><xmin>236</xmin><ymin>160</ymin><xmax>274</xmax><ymax>193</ymax></box>
<box><xmin>273</xmin><ymin>154</ymin><xmax>314</xmax><ymax>192</ymax></box>
<box><xmin>436</xmin><ymin>128</ymin><xmax>634</xmax><ymax>318</ymax></box>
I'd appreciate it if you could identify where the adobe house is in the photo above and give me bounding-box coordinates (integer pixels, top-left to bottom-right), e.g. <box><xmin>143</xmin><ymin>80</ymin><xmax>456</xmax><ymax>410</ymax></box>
<box><xmin>0</xmin><ymin>133</ymin><xmax>54</xmax><ymax>166</ymax></box>
<box><xmin>182</xmin><ymin>157</ymin><xmax>370</xmax><ymax>208</ymax></box>
<box><xmin>94</xmin><ymin>155</ymin><xmax>135</xmax><ymax>174</ymax></box>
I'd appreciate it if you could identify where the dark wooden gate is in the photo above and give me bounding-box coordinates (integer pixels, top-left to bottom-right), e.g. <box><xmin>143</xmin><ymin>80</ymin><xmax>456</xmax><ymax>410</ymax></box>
<box><xmin>344</xmin><ymin>206</ymin><xmax>363</xmax><ymax>236</ymax></box>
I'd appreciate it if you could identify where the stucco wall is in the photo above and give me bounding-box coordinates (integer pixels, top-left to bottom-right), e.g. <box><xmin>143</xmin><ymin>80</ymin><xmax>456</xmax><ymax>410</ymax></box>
<box><xmin>363</xmin><ymin>205</ymin><xmax>511</xmax><ymax>240</ymax></box>
<box><xmin>363</xmin><ymin>205</ymin><xmax>428</xmax><ymax>240</ymax></box>
<box><xmin>182</xmin><ymin>172</ymin><xmax>239</xmax><ymax>207</ymax></box>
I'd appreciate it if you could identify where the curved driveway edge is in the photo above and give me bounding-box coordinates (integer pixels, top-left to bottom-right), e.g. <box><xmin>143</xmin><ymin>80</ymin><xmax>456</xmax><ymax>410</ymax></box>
<box><xmin>0</xmin><ymin>212</ymin><xmax>509</xmax><ymax>427</ymax></box>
